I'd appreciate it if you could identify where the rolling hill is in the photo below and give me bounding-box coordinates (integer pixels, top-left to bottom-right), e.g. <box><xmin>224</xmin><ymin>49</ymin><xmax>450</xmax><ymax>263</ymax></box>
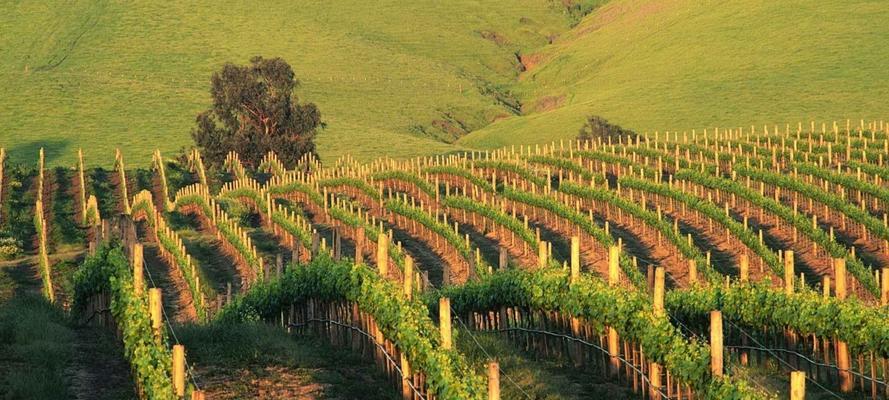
<box><xmin>2</xmin><ymin>0</ymin><xmax>888</xmax><ymax>166</ymax></box>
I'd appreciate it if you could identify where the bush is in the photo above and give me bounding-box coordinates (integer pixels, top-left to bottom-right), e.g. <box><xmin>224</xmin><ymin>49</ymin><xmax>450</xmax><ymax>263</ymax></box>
<box><xmin>0</xmin><ymin>234</ymin><xmax>22</xmax><ymax>261</ymax></box>
<box><xmin>577</xmin><ymin>115</ymin><xmax>638</xmax><ymax>143</ymax></box>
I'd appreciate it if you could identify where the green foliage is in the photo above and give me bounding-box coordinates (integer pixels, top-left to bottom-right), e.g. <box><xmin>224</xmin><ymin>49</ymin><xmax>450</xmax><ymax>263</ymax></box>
<box><xmin>192</xmin><ymin>56</ymin><xmax>322</xmax><ymax>169</ymax></box>
<box><xmin>0</xmin><ymin>295</ymin><xmax>75</xmax><ymax>399</ymax></box>
<box><xmin>175</xmin><ymin>193</ymin><xmax>264</xmax><ymax>281</ymax></box>
<box><xmin>372</xmin><ymin>170</ymin><xmax>437</xmax><ymax>197</ymax></box>
<box><xmin>618</xmin><ymin>176</ymin><xmax>783</xmax><ymax>277</ymax></box>
<box><xmin>423</xmin><ymin>165</ymin><xmax>495</xmax><ymax>192</ymax></box>
<box><xmin>217</xmin><ymin>255</ymin><xmax>486</xmax><ymax>400</ymax></box>
<box><xmin>50</xmin><ymin>166</ymin><xmax>86</xmax><ymax>246</ymax></box>
<box><xmin>676</xmin><ymin>168</ymin><xmax>880</xmax><ymax>295</ymax></box>
<box><xmin>499</xmin><ymin>185</ymin><xmax>646</xmax><ymax>287</ymax></box>
<box><xmin>384</xmin><ymin>198</ymin><xmax>488</xmax><ymax>276</ymax></box>
<box><xmin>434</xmin><ymin>268</ymin><xmax>768</xmax><ymax>399</ymax></box>
<box><xmin>666</xmin><ymin>281</ymin><xmax>889</xmax><ymax>358</ymax></box>
<box><xmin>559</xmin><ymin>181</ymin><xmax>719</xmax><ymax>282</ymax></box>
<box><xmin>319</xmin><ymin>177</ymin><xmax>381</xmax><ymax>200</ymax></box>
<box><xmin>577</xmin><ymin>115</ymin><xmax>637</xmax><ymax>143</ymax></box>
<box><xmin>0</xmin><ymin>165</ymin><xmax>37</xmax><ymax>250</ymax></box>
<box><xmin>472</xmin><ymin>160</ymin><xmax>547</xmax><ymax>187</ymax></box>
<box><xmin>72</xmin><ymin>243</ymin><xmax>177</xmax><ymax>399</ymax></box>
<box><xmin>441</xmin><ymin>195</ymin><xmax>537</xmax><ymax>248</ymax></box>
<box><xmin>525</xmin><ymin>155</ymin><xmax>603</xmax><ymax>183</ymax></box>
<box><xmin>0</xmin><ymin>232</ymin><xmax>23</xmax><ymax>260</ymax></box>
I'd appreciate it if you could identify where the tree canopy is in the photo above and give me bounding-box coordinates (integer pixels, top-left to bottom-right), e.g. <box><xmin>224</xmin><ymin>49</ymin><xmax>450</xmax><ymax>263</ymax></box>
<box><xmin>577</xmin><ymin>115</ymin><xmax>637</xmax><ymax>143</ymax></box>
<box><xmin>191</xmin><ymin>56</ymin><xmax>322</xmax><ymax>169</ymax></box>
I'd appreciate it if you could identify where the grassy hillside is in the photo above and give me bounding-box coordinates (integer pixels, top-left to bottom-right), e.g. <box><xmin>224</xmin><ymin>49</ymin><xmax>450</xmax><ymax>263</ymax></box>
<box><xmin>4</xmin><ymin>0</ymin><xmax>888</xmax><ymax>166</ymax></box>
<box><xmin>0</xmin><ymin>1</ymin><xmax>588</xmax><ymax>166</ymax></box>
<box><xmin>460</xmin><ymin>0</ymin><xmax>889</xmax><ymax>148</ymax></box>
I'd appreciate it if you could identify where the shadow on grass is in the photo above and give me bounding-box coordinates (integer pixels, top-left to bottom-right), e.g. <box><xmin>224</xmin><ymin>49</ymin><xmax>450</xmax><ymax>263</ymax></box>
<box><xmin>177</xmin><ymin>322</ymin><xmax>399</xmax><ymax>399</ymax></box>
<box><xmin>9</xmin><ymin>139</ymin><xmax>72</xmax><ymax>166</ymax></box>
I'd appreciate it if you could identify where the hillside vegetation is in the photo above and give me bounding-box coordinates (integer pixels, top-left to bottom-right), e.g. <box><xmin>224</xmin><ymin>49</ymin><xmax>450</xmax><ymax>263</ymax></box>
<box><xmin>0</xmin><ymin>1</ymin><xmax>592</xmax><ymax>166</ymax></box>
<box><xmin>3</xmin><ymin>0</ymin><xmax>888</xmax><ymax>167</ymax></box>
<box><xmin>461</xmin><ymin>0</ymin><xmax>889</xmax><ymax>147</ymax></box>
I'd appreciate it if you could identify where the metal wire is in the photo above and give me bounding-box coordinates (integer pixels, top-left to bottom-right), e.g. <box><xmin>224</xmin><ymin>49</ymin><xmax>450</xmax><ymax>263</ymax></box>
<box><xmin>723</xmin><ymin>319</ymin><xmax>844</xmax><ymax>399</ymax></box>
<box><xmin>487</xmin><ymin>325</ymin><xmax>670</xmax><ymax>399</ymax></box>
<box><xmin>140</xmin><ymin>251</ymin><xmax>202</xmax><ymax>391</ymax></box>
<box><xmin>288</xmin><ymin>316</ymin><xmax>427</xmax><ymax>399</ymax></box>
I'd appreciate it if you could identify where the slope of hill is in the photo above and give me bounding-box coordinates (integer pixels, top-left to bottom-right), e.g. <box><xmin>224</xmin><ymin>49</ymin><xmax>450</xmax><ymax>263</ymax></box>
<box><xmin>0</xmin><ymin>1</ymin><xmax>592</xmax><ymax>166</ymax></box>
<box><xmin>459</xmin><ymin>0</ymin><xmax>889</xmax><ymax>148</ymax></box>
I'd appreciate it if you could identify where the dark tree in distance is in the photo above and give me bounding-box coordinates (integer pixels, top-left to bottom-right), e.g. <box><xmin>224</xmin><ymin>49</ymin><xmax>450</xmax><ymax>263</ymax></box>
<box><xmin>577</xmin><ymin>115</ymin><xmax>637</xmax><ymax>143</ymax></box>
<box><xmin>191</xmin><ymin>56</ymin><xmax>322</xmax><ymax>169</ymax></box>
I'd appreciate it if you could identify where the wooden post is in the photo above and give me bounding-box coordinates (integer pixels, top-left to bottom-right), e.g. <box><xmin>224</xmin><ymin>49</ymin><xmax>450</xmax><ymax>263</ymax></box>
<box><xmin>377</xmin><ymin>234</ymin><xmax>389</xmax><ymax>277</ymax></box>
<box><xmin>173</xmin><ymin>344</ymin><xmax>185</xmax><ymax>396</ymax></box>
<box><xmin>488</xmin><ymin>361</ymin><xmax>500</xmax><ymax>400</ymax></box>
<box><xmin>688</xmin><ymin>259</ymin><xmax>697</xmax><ymax>285</ymax></box>
<box><xmin>882</xmin><ymin>267</ymin><xmax>888</xmax><ymax>306</ymax></box>
<box><xmin>355</xmin><ymin>227</ymin><xmax>365</xmax><ymax>264</ymax></box>
<box><xmin>226</xmin><ymin>282</ymin><xmax>232</xmax><ymax>305</ymax></box>
<box><xmin>739</xmin><ymin>253</ymin><xmax>749</xmax><ymax>283</ymax></box>
<box><xmin>710</xmin><ymin>310</ymin><xmax>723</xmax><ymax>377</ymax></box>
<box><xmin>790</xmin><ymin>371</ymin><xmax>805</xmax><ymax>400</ymax></box>
<box><xmin>834</xmin><ymin>258</ymin><xmax>847</xmax><ymax>300</ymax></box>
<box><xmin>498</xmin><ymin>247</ymin><xmax>508</xmax><ymax>270</ymax></box>
<box><xmin>649</xmin><ymin>362</ymin><xmax>661</xmax><ymax>400</ymax></box>
<box><xmin>400</xmin><ymin>353</ymin><xmax>412</xmax><ymax>400</ymax></box>
<box><xmin>538</xmin><ymin>241</ymin><xmax>547</xmax><ymax>268</ymax></box>
<box><xmin>653</xmin><ymin>267</ymin><xmax>665</xmax><ymax>316</ymax></box>
<box><xmin>784</xmin><ymin>250</ymin><xmax>795</xmax><ymax>295</ymax></box>
<box><xmin>149</xmin><ymin>288</ymin><xmax>163</xmax><ymax>340</ymax></box>
<box><xmin>570</xmin><ymin>236</ymin><xmax>580</xmax><ymax>284</ymax></box>
<box><xmin>191</xmin><ymin>391</ymin><xmax>205</xmax><ymax>400</ymax></box>
<box><xmin>404</xmin><ymin>256</ymin><xmax>414</xmax><ymax>300</ymax></box>
<box><xmin>276</xmin><ymin>252</ymin><xmax>283</xmax><ymax>278</ymax></box>
<box><xmin>439</xmin><ymin>297</ymin><xmax>452</xmax><ymax>350</ymax></box>
<box><xmin>608</xmin><ymin>246</ymin><xmax>620</xmax><ymax>285</ymax></box>
<box><xmin>132</xmin><ymin>243</ymin><xmax>144</xmax><ymax>297</ymax></box>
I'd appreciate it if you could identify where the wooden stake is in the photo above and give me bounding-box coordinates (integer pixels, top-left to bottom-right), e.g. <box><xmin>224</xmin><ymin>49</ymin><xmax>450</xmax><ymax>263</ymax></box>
<box><xmin>739</xmin><ymin>253</ymin><xmax>749</xmax><ymax>283</ymax></box>
<box><xmin>149</xmin><ymin>288</ymin><xmax>163</xmax><ymax>340</ymax></box>
<box><xmin>790</xmin><ymin>371</ymin><xmax>805</xmax><ymax>400</ymax></box>
<box><xmin>653</xmin><ymin>267</ymin><xmax>665</xmax><ymax>316</ymax></box>
<box><xmin>132</xmin><ymin>243</ymin><xmax>144</xmax><ymax>296</ymax></box>
<box><xmin>173</xmin><ymin>344</ymin><xmax>185</xmax><ymax>396</ymax></box>
<box><xmin>377</xmin><ymin>234</ymin><xmax>389</xmax><ymax>277</ymax></box>
<box><xmin>570</xmin><ymin>236</ymin><xmax>580</xmax><ymax>284</ymax></box>
<box><xmin>608</xmin><ymin>246</ymin><xmax>620</xmax><ymax>285</ymax></box>
<box><xmin>710</xmin><ymin>310</ymin><xmax>723</xmax><ymax>377</ymax></box>
<box><xmin>439</xmin><ymin>297</ymin><xmax>452</xmax><ymax>350</ymax></box>
<box><xmin>834</xmin><ymin>258</ymin><xmax>847</xmax><ymax>300</ymax></box>
<box><xmin>404</xmin><ymin>256</ymin><xmax>414</xmax><ymax>300</ymax></box>
<box><xmin>488</xmin><ymin>361</ymin><xmax>500</xmax><ymax>400</ymax></box>
<box><xmin>784</xmin><ymin>250</ymin><xmax>795</xmax><ymax>295</ymax></box>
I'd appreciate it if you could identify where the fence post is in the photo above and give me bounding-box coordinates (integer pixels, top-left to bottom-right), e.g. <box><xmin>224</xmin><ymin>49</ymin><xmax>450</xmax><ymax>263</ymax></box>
<box><xmin>569</xmin><ymin>236</ymin><xmax>580</xmax><ymax>284</ymax></box>
<box><xmin>439</xmin><ymin>297</ymin><xmax>452</xmax><ymax>350</ymax></box>
<box><xmin>653</xmin><ymin>267</ymin><xmax>665</xmax><ymax>316</ymax></box>
<box><xmin>608</xmin><ymin>246</ymin><xmax>620</xmax><ymax>285</ymax></box>
<box><xmin>133</xmin><ymin>243</ymin><xmax>144</xmax><ymax>297</ymax></box>
<box><xmin>488</xmin><ymin>361</ymin><xmax>500</xmax><ymax>400</ymax></box>
<box><xmin>173</xmin><ymin>344</ymin><xmax>185</xmax><ymax>396</ymax></box>
<box><xmin>537</xmin><ymin>241</ymin><xmax>547</xmax><ymax>268</ymax></box>
<box><xmin>790</xmin><ymin>371</ymin><xmax>805</xmax><ymax>400</ymax></box>
<box><xmin>404</xmin><ymin>256</ymin><xmax>414</xmax><ymax>300</ymax></box>
<box><xmin>710</xmin><ymin>310</ymin><xmax>723</xmax><ymax>377</ymax></box>
<box><xmin>377</xmin><ymin>234</ymin><xmax>389</xmax><ymax>277</ymax></box>
<box><xmin>355</xmin><ymin>227</ymin><xmax>365</xmax><ymax>264</ymax></box>
<box><xmin>784</xmin><ymin>250</ymin><xmax>795</xmax><ymax>294</ymax></box>
<box><xmin>882</xmin><ymin>267</ymin><xmax>888</xmax><ymax>306</ymax></box>
<box><xmin>401</xmin><ymin>353</ymin><xmax>412</xmax><ymax>400</ymax></box>
<box><xmin>499</xmin><ymin>247</ymin><xmax>508</xmax><ymax>270</ymax></box>
<box><xmin>687</xmin><ymin>259</ymin><xmax>697</xmax><ymax>284</ymax></box>
<box><xmin>149</xmin><ymin>288</ymin><xmax>163</xmax><ymax>340</ymax></box>
<box><xmin>649</xmin><ymin>362</ymin><xmax>661</xmax><ymax>400</ymax></box>
<box><xmin>739</xmin><ymin>253</ymin><xmax>749</xmax><ymax>282</ymax></box>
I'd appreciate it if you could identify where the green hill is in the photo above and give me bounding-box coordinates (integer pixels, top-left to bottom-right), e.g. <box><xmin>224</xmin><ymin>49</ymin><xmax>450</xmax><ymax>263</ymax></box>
<box><xmin>460</xmin><ymin>0</ymin><xmax>889</xmax><ymax>148</ymax></box>
<box><xmin>3</xmin><ymin>0</ymin><xmax>888</xmax><ymax>166</ymax></box>
<box><xmin>0</xmin><ymin>1</ymin><xmax>593</xmax><ymax>166</ymax></box>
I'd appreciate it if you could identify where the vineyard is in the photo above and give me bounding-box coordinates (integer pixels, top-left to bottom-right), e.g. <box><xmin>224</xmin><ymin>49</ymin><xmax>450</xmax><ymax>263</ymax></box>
<box><xmin>3</xmin><ymin>121</ymin><xmax>889</xmax><ymax>399</ymax></box>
